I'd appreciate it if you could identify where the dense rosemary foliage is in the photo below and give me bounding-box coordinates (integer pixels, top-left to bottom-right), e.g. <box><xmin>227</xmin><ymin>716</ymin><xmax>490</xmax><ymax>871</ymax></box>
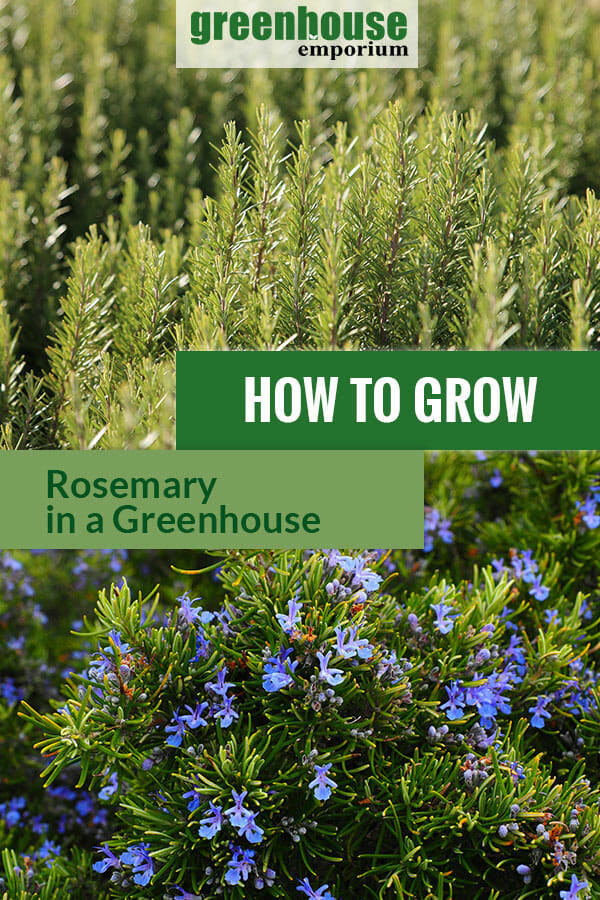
<box><xmin>3</xmin><ymin>452</ymin><xmax>599</xmax><ymax>899</ymax></box>
<box><xmin>0</xmin><ymin>549</ymin><xmax>221</xmax><ymax>899</ymax></box>
<box><xmin>1</xmin><ymin>0</ymin><xmax>600</xmax><ymax>448</ymax></box>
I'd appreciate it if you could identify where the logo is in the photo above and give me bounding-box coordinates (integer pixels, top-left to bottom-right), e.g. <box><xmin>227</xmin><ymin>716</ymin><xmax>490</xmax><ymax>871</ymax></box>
<box><xmin>176</xmin><ymin>0</ymin><xmax>418</xmax><ymax>68</ymax></box>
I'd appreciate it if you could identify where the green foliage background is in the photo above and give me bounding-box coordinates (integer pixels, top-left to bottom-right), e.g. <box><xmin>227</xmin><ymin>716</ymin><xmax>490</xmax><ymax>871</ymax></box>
<box><xmin>2</xmin><ymin>3</ymin><xmax>600</xmax><ymax>898</ymax></box>
<box><xmin>1</xmin><ymin>0</ymin><xmax>600</xmax><ymax>448</ymax></box>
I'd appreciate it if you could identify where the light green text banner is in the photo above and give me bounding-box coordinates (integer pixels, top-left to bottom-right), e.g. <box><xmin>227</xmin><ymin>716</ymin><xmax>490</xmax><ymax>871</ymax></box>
<box><xmin>0</xmin><ymin>450</ymin><xmax>423</xmax><ymax>549</ymax></box>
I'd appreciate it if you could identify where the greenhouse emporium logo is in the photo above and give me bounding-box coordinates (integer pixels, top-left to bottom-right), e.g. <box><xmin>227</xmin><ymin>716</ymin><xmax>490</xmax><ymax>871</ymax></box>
<box><xmin>176</xmin><ymin>0</ymin><xmax>418</xmax><ymax>68</ymax></box>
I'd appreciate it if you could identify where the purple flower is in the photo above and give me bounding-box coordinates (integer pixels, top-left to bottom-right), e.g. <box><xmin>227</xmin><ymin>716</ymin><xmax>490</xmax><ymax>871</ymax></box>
<box><xmin>2</xmin><ymin>796</ymin><xmax>25</xmax><ymax>827</ymax></box>
<box><xmin>183</xmin><ymin>780</ymin><xmax>204</xmax><ymax>812</ymax></box>
<box><xmin>529</xmin><ymin>695</ymin><xmax>551</xmax><ymax>728</ymax></box>
<box><xmin>1</xmin><ymin>552</ymin><xmax>23</xmax><ymax>572</ymax></box>
<box><xmin>225</xmin><ymin>790</ymin><xmax>252</xmax><ymax>828</ymax></box>
<box><xmin>224</xmin><ymin>847</ymin><xmax>255</xmax><ymax>885</ymax></box>
<box><xmin>334</xmin><ymin>625</ymin><xmax>372</xmax><ymax>660</ymax></box>
<box><xmin>337</xmin><ymin>555</ymin><xmax>382</xmax><ymax>593</ymax></box>
<box><xmin>505</xmin><ymin>635</ymin><xmax>527</xmax><ymax>679</ymax></box>
<box><xmin>309</xmin><ymin>763</ymin><xmax>337</xmax><ymax>801</ymax></box>
<box><xmin>205</xmin><ymin>667</ymin><xmax>234</xmax><ymax>698</ymax></box>
<box><xmin>120</xmin><ymin>843</ymin><xmax>154</xmax><ymax>886</ymax></box>
<box><xmin>98</xmin><ymin>772</ymin><xmax>119</xmax><ymax>801</ymax></box>
<box><xmin>424</xmin><ymin>508</ymin><xmax>440</xmax><ymax>530</ymax></box>
<box><xmin>165</xmin><ymin>709</ymin><xmax>187</xmax><ymax>747</ymax></box>
<box><xmin>275</xmin><ymin>596</ymin><xmax>303</xmax><ymax>634</ymax></box>
<box><xmin>424</xmin><ymin>509</ymin><xmax>454</xmax><ymax>551</ymax></box>
<box><xmin>316</xmin><ymin>651</ymin><xmax>345</xmax><ymax>686</ymax></box>
<box><xmin>255</xmin><ymin>867</ymin><xmax>277</xmax><ymax>889</ymax></box>
<box><xmin>181</xmin><ymin>702</ymin><xmax>209</xmax><ymax>729</ymax></box>
<box><xmin>508</xmin><ymin>761</ymin><xmax>525</xmax><ymax>785</ymax></box>
<box><xmin>30</xmin><ymin>816</ymin><xmax>48</xmax><ymax>836</ymax></box>
<box><xmin>237</xmin><ymin>810</ymin><xmax>264</xmax><ymax>844</ymax></box>
<box><xmin>105</xmin><ymin>629</ymin><xmax>130</xmax><ymax>657</ymax></box>
<box><xmin>490</xmin><ymin>469</ymin><xmax>503</xmax><ymax>488</ymax></box>
<box><xmin>177</xmin><ymin>594</ymin><xmax>203</xmax><ymax>625</ymax></box>
<box><xmin>576</xmin><ymin>492</ymin><xmax>600</xmax><ymax>530</ymax></box>
<box><xmin>7</xmin><ymin>636</ymin><xmax>25</xmax><ymax>653</ymax></box>
<box><xmin>517</xmin><ymin>550</ymin><xmax>538</xmax><ymax>584</ymax></box>
<box><xmin>578</xmin><ymin>598</ymin><xmax>593</xmax><ymax>621</ymax></box>
<box><xmin>529</xmin><ymin>575</ymin><xmax>549</xmax><ymax>602</ymax></box>
<box><xmin>198</xmin><ymin>802</ymin><xmax>222</xmax><ymax>839</ymax></box>
<box><xmin>491</xmin><ymin>558</ymin><xmax>507</xmax><ymax>580</ymax></box>
<box><xmin>559</xmin><ymin>874</ymin><xmax>589</xmax><ymax>899</ymax></box>
<box><xmin>430</xmin><ymin>601</ymin><xmax>457</xmax><ymax>635</ymax></box>
<box><xmin>75</xmin><ymin>793</ymin><xmax>95</xmax><ymax>819</ymax></box>
<box><xmin>263</xmin><ymin>647</ymin><xmax>298</xmax><ymax>692</ymax></box>
<box><xmin>407</xmin><ymin>612</ymin><xmax>420</xmax><ymax>633</ymax></box>
<box><xmin>349</xmin><ymin>557</ymin><xmax>382</xmax><ymax>593</ymax></box>
<box><xmin>0</xmin><ymin>679</ymin><xmax>23</xmax><ymax>705</ymax></box>
<box><xmin>440</xmin><ymin>521</ymin><xmax>453</xmax><ymax>544</ymax></box>
<box><xmin>441</xmin><ymin>681</ymin><xmax>465</xmax><ymax>721</ymax></box>
<box><xmin>464</xmin><ymin>679</ymin><xmax>495</xmax><ymax>725</ymax></box>
<box><xmin>92</xmin><ymin>844</ymin><xmax>121</xmax><ymax>875</ymax></box>
<box><xmin>297</xmin><ymin>878</ymin><xmax>337</xmax><ymax>900</ymax></box>
<box><xmin>190</xmin><ymin>626</ymin><xmax>211</xmax><ymax>662</ymax></box>
<box><xmin>35</xmin><ymin>839</ymin><xmax>61</xmax><ymax>866</ymax></box>
<box><xmin>214</xmin><ymin>694</ymin><xmax>239</xmax><ymax>728</ymax></box>
<box><xmin>460</xmin><ymin>668</ymin><xmax>515</xmax><ymax>731</ymax></box>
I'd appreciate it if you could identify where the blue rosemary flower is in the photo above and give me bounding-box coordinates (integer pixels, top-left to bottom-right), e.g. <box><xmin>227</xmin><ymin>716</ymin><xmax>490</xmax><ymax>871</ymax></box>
<box><xmin>225</xmin><ymin>790</ymin><xmax>252</xmax><ymax>828</ymax></box>
<box><xmin>224</xmin><ymin>846</ymin><xmax>255</xmax><ymax>885</ymax></box>
<box><xmin>559</xmin><ymin>874</ymin><xmax>589</xmax><ymax>898</ymax></box>
<box><xmin>198</xmin><ymin>802</ymin><xmax>223</xmax><ymax>839</ymax></box>
<box><xmin>309</xmin><ymin>763</ymin><xmax>337</xmax><ymax>801</ymax></box>
<box><xmin>430</xmin><ymin>601</ymin><xmax>457</xmax><ymax>635</ymax></box>
<box><xmin>275</xmin><ymin>595</ymin><xmax>303</xmax><ymax>634</ymax></box>
<box><xmin>262</xmin><ymin>647</ymin><xmax>298</xmax><ymax>692</ymax></box>
<box><xmin>297</xmin><ymin>878</ymin><xmax>338</xmax><ymax>899</ymax></box>
<box><xmin>165</xmin><ymin>709</ymin><xmax>187</xmax><ymax>747</ymax></box>
<box><xmin>334</xmin><ymin>625</ymin><xmax>373</xmax><ymax>659</ymax></box>
<box><xmin>316</xmin><ymin>650</ymin><xmax>345</xmax><ymax>686</ymax></box>
<box><xmin>529</xmin><ymin>695</ymin><xmax>551</xmax><ymax>728</ymax></box>
<box><xmin>181</xmin><ymin>701</ymin><xmax>209</xmax><ymax>729</ymax></box>
<box><xmin>440</xmin><ymin>681</ymin><xmax>465</xmax><ymax>720</ymax></box>
<box><xmin>92</xmin><ymin>844</ymin><xmax>121</xmax><ymax>874</ymax></box>
<box><xmin>120</xmin><ymin>843</ymin><xmax>154</xmax><ymax>886</ymax></box>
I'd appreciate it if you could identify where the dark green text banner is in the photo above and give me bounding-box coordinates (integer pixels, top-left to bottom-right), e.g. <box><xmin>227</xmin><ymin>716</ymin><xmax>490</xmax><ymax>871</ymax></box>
<box><xmin>176</xmin><ymin>350</ymin><xmax>594</xmax><ymax>449</ymax></box>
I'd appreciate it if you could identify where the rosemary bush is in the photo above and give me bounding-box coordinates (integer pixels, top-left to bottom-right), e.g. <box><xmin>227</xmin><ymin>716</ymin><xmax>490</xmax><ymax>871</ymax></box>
<box><xmin>5</xmin><ymin>451</ymin><xmax>600</xmax><ymax>899</ymax></box>
<box><xmin>0</xmin><ymin>549</ymin><xmax>220</xmax><ymax>899</ymax></box>
<box><xmin>0</xmin><ymin>550</ymin><xmax>131</xmax><ymax>899</ymax></box>
<box><xmin>1</xmin><ymin>0</ymin><xmax>600</xmax><ymax>447</ymax></box>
